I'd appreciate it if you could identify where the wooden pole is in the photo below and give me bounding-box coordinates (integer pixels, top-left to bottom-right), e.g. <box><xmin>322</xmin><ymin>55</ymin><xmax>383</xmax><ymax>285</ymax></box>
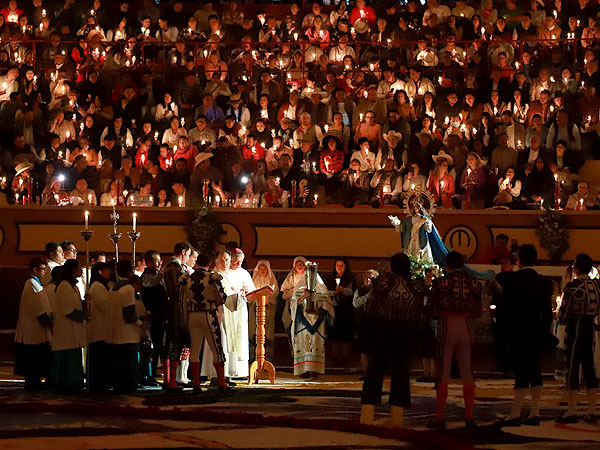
<box><xmin>248</xmin><ymin>293</ymin><xmax>275</xmax><ymax>384</ymax></box>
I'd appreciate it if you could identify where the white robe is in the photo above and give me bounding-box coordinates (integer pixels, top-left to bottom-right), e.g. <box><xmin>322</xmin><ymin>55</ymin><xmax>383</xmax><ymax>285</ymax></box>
<box><xmin>290</xmin><ymin>275</ymin><xmax>334</xmax><ymax>376</ymax></box>
<box><xmin>201</xmin><ymin>268</ymin><xmax>255</xmax><ymax>378</ymax></box>
<box><xmin>15</xmin><ymin>278</ymin><xmax>52</xmax><ymax>345</ymax></box>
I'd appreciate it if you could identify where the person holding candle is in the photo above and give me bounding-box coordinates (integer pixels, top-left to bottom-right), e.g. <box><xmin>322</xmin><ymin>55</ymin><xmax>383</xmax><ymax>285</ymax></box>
<box><xmin>520</xmin><ymin>157</ymin><xmax>554</xmax><ymax>207</ymax></box>
<box><xmin>319</xmin><ymin>136</ymin><xmax>344</xmax><ymax>203</ymax></box>
<box><xmin>557</xmin><ymin>253</ymin><xmax>600</xmax><ymax>423</ymax></box>
<box><xmin>324</xmin><ymin>258</ymin><xmax>356</xmax><ymax>348</ymax></box>
<box><xmin>69</xmin><ymin>177</ymin><xmax>97</xmax><ymax>206</ymax></box>
<box><xmin>565</xmin><ymin>182</ymin><xmax>596</xmax><ymax>210</ymax></box>
<box><xmin>369</xmin><ymin>158</ymin><xmax>403</xmax><ymax>207</ymax></box>
<box><xmin>459</xmin><ymin>152</ymin><xmax>487</xmax><ymax>209</ymax></box>
<box><xmin>428</xmin><ymin>156</ymin><xmax>455</xmax><ymax>209</ymax></box>
<box><xmin>494</xmin><ymin>167</ymin><xmax>522</xmax><ymax>207</ymax></box>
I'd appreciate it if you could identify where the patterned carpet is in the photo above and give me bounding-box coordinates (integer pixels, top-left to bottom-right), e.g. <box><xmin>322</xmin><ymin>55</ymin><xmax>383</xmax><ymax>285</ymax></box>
<box><xmin>1</xmin><ymin>368</ymin><xmax>600</xmax><ymax>449</ymax></box>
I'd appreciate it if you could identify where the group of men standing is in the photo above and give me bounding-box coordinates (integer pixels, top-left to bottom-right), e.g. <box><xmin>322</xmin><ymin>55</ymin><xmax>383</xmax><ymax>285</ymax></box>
<box><xmin>13</xmin><ymin>237</ymin><xmax>260</xmax><ymax>393</ymax></box>
<box><xmin>140</xmin><ymin>242</ymin><xmax>257</xmax><ymax>392</ymax></box>
<box><xmin>359</xmin><ymin>246</ymin><xmax>600</xmax><ymax>428</ymax></box>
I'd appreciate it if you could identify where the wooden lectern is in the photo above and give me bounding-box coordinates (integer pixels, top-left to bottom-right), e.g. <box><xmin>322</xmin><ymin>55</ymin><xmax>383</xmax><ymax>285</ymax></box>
<box><xmin>246</xmin><ymin>286</ymin><xmax>276</xmax><ymax>385</ymax></box>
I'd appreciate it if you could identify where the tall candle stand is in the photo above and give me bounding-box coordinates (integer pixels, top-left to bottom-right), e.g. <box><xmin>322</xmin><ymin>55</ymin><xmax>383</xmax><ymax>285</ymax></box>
<box><xmin>248</xmin><ymin>287</ymin><xmax>276</xmax><ymax>385</ymax></box>
<box><xmin>108</xmin><ymin>206</ymin><xmax>122</xmax><ymax>265</ymax></box>
<box><xmin>80</xmin><ymin>229</ymin><xmax>94</xmax><ymax>293</ymax></box>
<box><xmin>127</xmin><ymin>230</ymin><xmax>141</xmax><ymax>264</ymax></box>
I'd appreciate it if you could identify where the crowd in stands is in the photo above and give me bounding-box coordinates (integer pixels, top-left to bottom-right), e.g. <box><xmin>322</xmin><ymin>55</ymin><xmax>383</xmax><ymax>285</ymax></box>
<box><xmin>2</xmin><ymin>0</ymin><xmax>600</xmax><ymax>209</ymax></box>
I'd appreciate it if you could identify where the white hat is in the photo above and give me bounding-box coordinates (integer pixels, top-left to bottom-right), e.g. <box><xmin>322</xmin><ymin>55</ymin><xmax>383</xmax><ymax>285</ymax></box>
<box><xmin>431</xmin><ymin>150</ymin><xmax>454</xmax><ymax>166</ymax></box>
<box><xmin>383</xmin><ymin>130</ymin><xmax>403</xmax><ymax>142</ymax></box>
<box><xmin>194</xmin><ymin>152</ymin><xmax>214</xmax><ymax>168</ymax></box>
<box><xmin>353</xmin><ymin>19</ymin><xmax>369</xmax><ymax>34</ymax></box>
<box><xmin>14</xmin><ymin>161</ymin><xmax>34</xmax><ymax>176</ymax></box>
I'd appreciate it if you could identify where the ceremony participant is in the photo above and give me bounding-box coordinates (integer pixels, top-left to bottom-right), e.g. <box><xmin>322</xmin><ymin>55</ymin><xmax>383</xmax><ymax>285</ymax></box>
<box><xmin>199</xmin><ymin>251</ymin><xmax>245</xmax><ymax>383</ymax></box>
<box><xmin>185</xmin><ymin>253</ymin><xmax>232</xmax><ymax>393</ymax></box>
<box><xmin>427</xmin><ymin>252</ymin><xmax>482</xmax><ymax>430</ymax></box>
<box><xmin>42</xmin><ymin>242</ymin><xmax>65</xmax><ymax>286</ymax></box>
<box><xmin>226</xmin><ymin>248</ymin><xmax>255</xmax><ymax>379</ymax></box>
<box><xmin>14</xmin><ymin>258</ymin><xmax>52</xmax><ymax>391</ymax></box>
<box><xmin>499</xmin><ymin>244</ymin><xmax>553</xmax><ymax>426</ymax></box>
<box><xmin>280</xmin><ymin>257</ymin><xmax>307</xmax><ymax>353</ymax></box>
<box><xmin>163</xmin><ymin>242</ymin><xmax>193</xmax><ymax>391</ymax></box>
<box><xmin>50</xmin><ymin>259</ymin><xmax>87</xmax><ymax>394</ymax></box>
<box><xmin>290</xmin><ymin>261</ymin><xmax>334</xmax><ymax>379</ymax></box>
<box><xmin>557</xmin><ymin>253</ymin><xmax>600</xmax><ymax>423</ymax></box>
<box><xmin>250</xmin><ymin>260</ymin><xmax>279</xmax><ymax>360</ymax></box>
<box><xmin>140</xmin><ymin>250</ymin><xmax>167</xmax><ymax>384</ymax></box>
<box><xmin>358</xmin><ymin>253</ymin><xmax>426</xmax><ymax>428</ymax></box>
<box><xmin>106</xmin><ymin>260</ymin><xmax>141</xmax><ymax>393</ymax></box>
<box><xmin>87</xmin><ymin>262</ymin><xmax>112</xmax><ymax>391</ymax></box>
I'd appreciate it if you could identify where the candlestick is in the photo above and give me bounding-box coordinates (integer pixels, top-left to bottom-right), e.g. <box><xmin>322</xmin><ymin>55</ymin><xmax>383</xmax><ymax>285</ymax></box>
<box><xmin>554</xmin><ymin>174</ymin><xmax>561</xmax><ymax>210</ymax></box>
<box><xmin>127</xmin><ymin>228</ymin><xmax>141</xmax><ymax>266</ymax></box>
<box><xmin>80</xmin><ymin>229</ymin><xmax>94</xmax><ymax>293</ymax></box>
<box><xmin>108</xmin><ymin>206</ymin><xmax>123</xmax><ymax>264</ymax></box>
<box><xmin>291</xmin><ymin>180</ymin><xmax>297</xmax><ymax>208</ymax></box>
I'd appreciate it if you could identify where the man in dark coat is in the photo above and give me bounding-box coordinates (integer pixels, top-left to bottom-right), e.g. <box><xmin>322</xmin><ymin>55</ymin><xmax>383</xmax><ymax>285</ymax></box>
<box><xmin>499</xmin><ymin>244</ymin><xmax>553</xmax><ymax>426</ymax></box>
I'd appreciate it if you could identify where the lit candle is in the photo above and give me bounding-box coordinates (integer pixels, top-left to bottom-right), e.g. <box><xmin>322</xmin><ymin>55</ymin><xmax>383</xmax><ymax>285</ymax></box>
<box><xmin>215</xmin><ymin>195</ymin><xmax>220</xmax><ymax>206</ymax></box>
<box><xmin>66</xmin><ymin>131</ymin><xmax>70</xmax><ymax>140</ymax></box>
<box><xmin>88</xmin><ymin>193</ymin><xmax>92</xmax><ymax>204</ymax></box>
<box><xmin>15</xmin><ymin>193</ymin><xmax>19</xmax><ymax>204</ymax></box>
<box><xmin>154</xmin><ymin>131</ymin><xmax>159</xmax><ymax>140</ymax></box>
<box><xmin>313</xmin><ymin>193</ymin><xmax>318</xmax><ymax>205</ymax></box>
<box><xmin>132</xmin><ymin>212</ymin><xmax>137</xmax><ymax>231</ymax></box>
<box><xmin>517</xmin><ymin>140</ymin><xmax>522</xmax><ymax>148</ymax></box>
<box><xmin>411</xmin><ymin>183</ymin><xmax>415</xmax><ymax>190</ymax></box>
<box><xmin>579</xmin><ymin>198</ymin><xmax>584</xmax><ymax>210</ymax></box>
<box><xmin>178</xmin><ymin>195</ymin><xmax>183</xmax><ymax>207</ymax></box>
<box><xmin>324</xmin><ymin>124</ymin><xmax>329</xmax><ymax>133</ymax></box>
<box><xmin>84</xmin><ymin>210</ymin><xmax>89</xmax><ymax>229</ymax></box>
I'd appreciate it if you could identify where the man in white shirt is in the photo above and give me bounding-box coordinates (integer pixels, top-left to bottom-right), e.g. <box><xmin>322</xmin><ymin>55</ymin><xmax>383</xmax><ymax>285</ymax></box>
<box><xmin>351</xmin><ymin>138</ymin><xmax>376</xmax><ymax>173</ymax></box>
<box><xmin>423</xmin><ymin>0</ymin><xmax>451</xmax><ymax>24</ymax></box>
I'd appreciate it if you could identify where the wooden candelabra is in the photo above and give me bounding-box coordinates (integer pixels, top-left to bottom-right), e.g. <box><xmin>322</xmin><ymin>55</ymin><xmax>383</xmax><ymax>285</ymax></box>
<box><xmin>248</xmin><ymin>286</ymin><xmax>276</xmax><ymax>385</ymax></box>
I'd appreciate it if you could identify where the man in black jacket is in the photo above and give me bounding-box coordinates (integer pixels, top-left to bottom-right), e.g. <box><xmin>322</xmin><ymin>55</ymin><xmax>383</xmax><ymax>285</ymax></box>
<box><xmin>140</xmin><ymin>250</ymin><xmax>167</xmax><ymax>385</ymax></box>
<box><xmin>500</xmin><ymin>244</ymin><xmax>553</xmax><ymax>426</ymax></box>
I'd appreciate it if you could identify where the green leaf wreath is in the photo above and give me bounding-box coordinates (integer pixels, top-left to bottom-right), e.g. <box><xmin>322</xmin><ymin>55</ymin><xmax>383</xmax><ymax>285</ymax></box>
<box><xmin>407</xmin><ymin>252</ymin><xmax>444</xmax><ymax>281</ymax></box>
<box><xmin>536</xmin><ymin>210</ymin><xmax>570</xmax><ymax>261</ymax></box>
<box><xmin>185</xmin><ymin>202</ymin><xmax>225</xmax><ymax>258</ymax></box>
